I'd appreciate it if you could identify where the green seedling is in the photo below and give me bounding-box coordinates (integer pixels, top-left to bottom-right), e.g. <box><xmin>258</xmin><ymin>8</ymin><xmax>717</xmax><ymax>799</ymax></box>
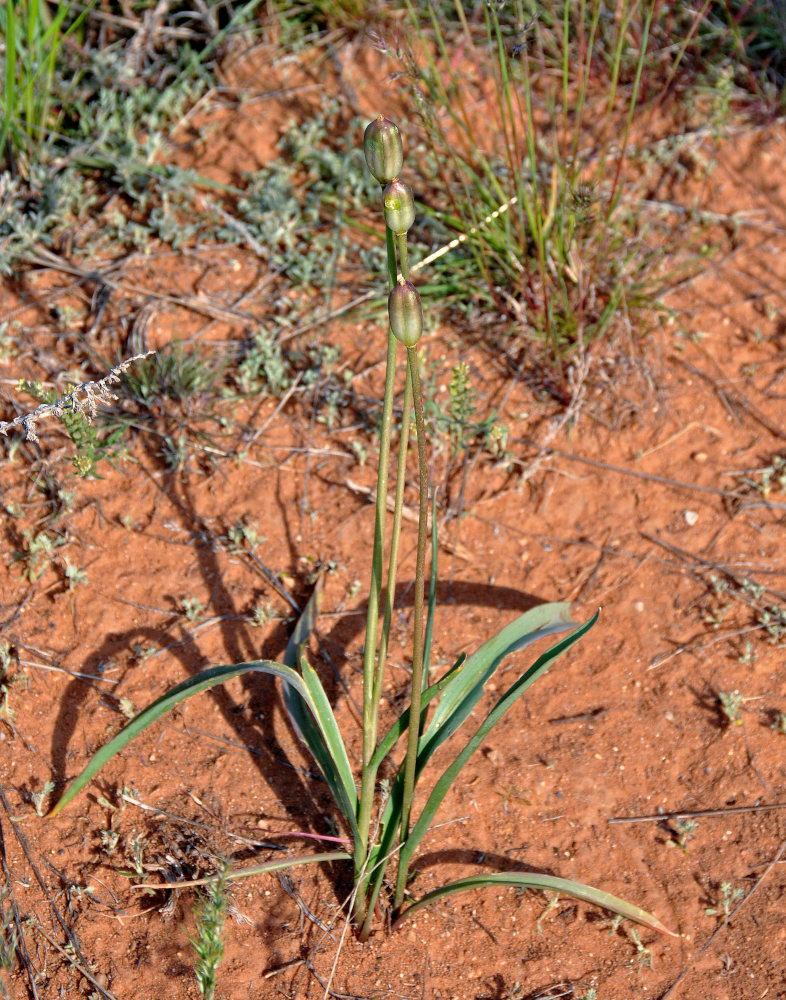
<box><xmin>626</xmin><ymin>926</ymin><xmax>653</xmax><ymax>969</ymax></box>
<box><xmin>63</xmin><ymin>562</ymin><xmax>88</xmax><ymax>590</ymax></box>
<box><xmin>14</xmin><ymin>529</ymin><xmax>64</xmax><ymax>582</ymax></box>
<box><xmin>30</xmin><ymin>781</ymin><xmax>54</xmax><ymax>817</ymax></box>
<box><xmin>717</xmin><ymin>689</ymin><xmax>744</xmax><ymax>727</ymax></box>
<box><xmin>191</xmin><ymin>863</ymin><xmax>230</xmax><ymax>1000</ymax></box>
<box><xmin>182</xmin><ymin>597</ymin><xmax>205</xmax><ymax>623</ymax></box>
<box><xmin>667</xmin><ymin>818</ymin><xmax>699</xmax><ymax>853</ymax></box>
<box><xmin>50</xmin><ymin>117</ymin><xmax>675</xmax><ymax>950</ymax></box>
<box><xmin>227</xmin><ymin>521</ymin><xmax>265</xmax><ymax>552</ymax></box>
<box><xmin>250</xmin><ymin>603</ymin><xmax>275</xmax><ymax>629</ymax></box>
<box><xmin>705</xmin><ymin>881</ymin><xmax>744</xmax><ymax>922</ymax></box>
<box><xmin>771</xmin><ymin>711</ymin><xmax>786</xmax><ymax>735</ymax></box>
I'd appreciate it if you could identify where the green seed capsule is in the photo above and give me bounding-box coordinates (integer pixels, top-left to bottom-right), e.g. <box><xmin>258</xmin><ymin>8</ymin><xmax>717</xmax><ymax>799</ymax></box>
<box><xmin>388</xmin><ymin>280</ymin><xmax>423</xmax><ymax>347</ymax></box>
<box><xmin>383</xmin><ymin>179</ymin><xmax>415</xmax><ymax>236</ymax></box>
<box><xmin>364</xmin><ymin>115</ymin><xmax>403</xmax><ymax>183</ymax></box>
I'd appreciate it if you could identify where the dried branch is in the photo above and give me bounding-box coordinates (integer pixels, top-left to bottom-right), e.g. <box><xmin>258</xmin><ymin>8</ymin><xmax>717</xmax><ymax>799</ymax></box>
<box><xmin>0</xmin><ymin>352</ymin><xmax>154</xmax><ymax>443</ymax></box>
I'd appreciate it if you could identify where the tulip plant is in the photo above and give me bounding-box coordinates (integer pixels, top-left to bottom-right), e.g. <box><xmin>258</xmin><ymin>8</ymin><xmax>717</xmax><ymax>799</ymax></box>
<box><xmin>51</xmin><ymin>117</ymin><xmax>676</xmax><ymax>944</ymax></box>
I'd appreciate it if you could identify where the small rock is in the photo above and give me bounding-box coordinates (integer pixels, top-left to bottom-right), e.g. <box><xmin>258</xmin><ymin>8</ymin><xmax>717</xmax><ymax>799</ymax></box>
<box><xmin>684</xmin><ymin>510</ymin><xmax>699</xmax><ymax>526</ymax></box>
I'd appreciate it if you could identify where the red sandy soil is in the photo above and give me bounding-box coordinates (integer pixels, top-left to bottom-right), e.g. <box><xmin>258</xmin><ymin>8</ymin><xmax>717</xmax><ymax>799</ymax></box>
<box><xmin>1</xmin><ymin>41</ymin><xmax>785</xmax><ymax>1000</ymax></box>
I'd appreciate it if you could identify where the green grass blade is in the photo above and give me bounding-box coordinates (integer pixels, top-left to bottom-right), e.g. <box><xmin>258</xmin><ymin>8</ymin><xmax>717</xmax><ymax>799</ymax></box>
<box><xmin>394</xmin><ymin>872</ymin><xmax>678</xmax><ymax>938</ymax></box>
<box><xmin>1</xmin><ymin>1</ymin><xmax>17</xmax><ymax>161</ymax></box>
<box><xmin>398</xmin><ymin>613</ymin><xmax>599</xmax><ymax>875</ymax></box>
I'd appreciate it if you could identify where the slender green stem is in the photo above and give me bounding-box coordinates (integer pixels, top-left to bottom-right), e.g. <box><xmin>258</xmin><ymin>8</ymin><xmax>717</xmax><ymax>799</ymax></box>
<box><xmin>373</xmin><ymin>218</ymin><xmax>415</xmax><ymax>722</ymax></box>
<box><xmin>395</xmin><ymin>232</ymin><xmax>410</xmax><ymax>280</ymax></box>
<box><xmin>355</xmin><ymin>222</ymin><xmax>400</xmax><ymax>917</ymax></box>
<box><xmin>394</xmin><ymin>345</ymin><xmax>430</xmax><ymax>910</ymax></box>
<box><xmin>372</xmin><ymin>365</ymin><xmax>413</xmax><ymax>720</ymax></box>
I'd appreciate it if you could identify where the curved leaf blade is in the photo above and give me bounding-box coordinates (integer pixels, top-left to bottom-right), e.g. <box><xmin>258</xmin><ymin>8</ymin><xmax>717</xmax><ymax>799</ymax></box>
<box><xmin>299</xmin><ymin>655</ymin><xmax>358</xmax><ymax>818</ymax></box>
<box><xmin>395</xmin><ymin>871</ymin><xmax>678</xmax><ymax>938</ymax></box>
<box><xmin>49</xmin><ymin>659</ymin><xmax>355</xmax><ymax>827</ymax></box>
<box><xmin>422</xmin><ymin>602</ymin><xmax>576</xmax><ymax>759</ymax></box>
<box><xmin>399</xmin><ymin>613</ymin><xmax>599</xmax><ymax>872</ymax></box>
<box><xmin>132</xmin><ymin>851</ymin><xmax>352</xmax><ymax>891</ymax></box>
<box><xmin>277</xmin><ymin>583</ymin><xmax>359</xmax><ymax>840</ymax></box>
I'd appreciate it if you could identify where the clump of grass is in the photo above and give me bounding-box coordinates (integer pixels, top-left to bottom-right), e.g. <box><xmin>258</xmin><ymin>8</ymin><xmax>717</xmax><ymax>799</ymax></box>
<box><xmin>0</xmin><ymin>0</ymin><xmax>95</xmax><ymax>170</ymax></box>
<box><xmin>50</xmin><ymin>115</ymin><xmax>676</xmax><ymax>952</ymax></box>
<box><xmin>392</xmin><ymin>0</ymin><xmax>715</xmax><ymax>382</ymax></box>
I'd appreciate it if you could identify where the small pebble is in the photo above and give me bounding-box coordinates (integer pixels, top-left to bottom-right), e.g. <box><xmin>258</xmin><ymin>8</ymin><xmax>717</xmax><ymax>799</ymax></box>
<box><xmin>684</xmin><ymin>510</ymin><xmax>699</xmax><ymax>526</ymax></box>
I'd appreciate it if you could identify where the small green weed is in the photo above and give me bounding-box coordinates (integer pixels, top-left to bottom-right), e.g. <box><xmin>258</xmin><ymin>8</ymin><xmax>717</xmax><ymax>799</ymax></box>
<box><xmin>717</xmin><ymin>689</ymin><xmax>744</xmax><ymax>727</ymax></box>
<box><xmin>63</xmin><ymin>561</ymin><xmax>88</xmax><ymax>591</ymax></box>
<box><xmin>192</xmin><ymin>863</ymin><xmax>230</xmax><ymax>1000</ymax></box>
<box><xmin>705</xmin><ymin>881</ymin><xmax>744</xmax><ymax>921</ymax></box>
<box><xmin>181</xmin><ymin>597</ymin><xmax>205</xmax><ymax>623</ymax></box>
<box><xmin>667</xmin><ymin>817</ymin><xmax>699</xmax><ymax>853</ymax></box>
<box><xmin>30</xmin><ymin>781</ymin><xmax>55</xmax><ymax>818</ymax></box>
<box><xmin>234</xmin><ymin>329</ymin><xmax>291</xmax><ymax>397</ymax></box>
<box><xmin>16</xmin><ymin>379</ymin><xmax>125</xmax><ymax>478</ymax></box>
<box><xmin>13</xmin><ymin>528</ymin><xmax>65</xmax><ymax>582</ymax></box>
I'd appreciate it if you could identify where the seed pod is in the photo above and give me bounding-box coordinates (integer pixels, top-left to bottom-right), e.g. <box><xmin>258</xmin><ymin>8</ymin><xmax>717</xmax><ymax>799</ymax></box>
<box><xmin>388</xmin><ymin>280</ymin><xmax>423</xmax><ymax>347</ymax></box>
<box><xmin>383</xmin><ymin>179</ymin><xmax>415</xmax><ymax>236</ymax></box>
<box><xmin>364</xmin><ymin>115</ymin><xmax>403</xmax><ymax>183</ymax></box>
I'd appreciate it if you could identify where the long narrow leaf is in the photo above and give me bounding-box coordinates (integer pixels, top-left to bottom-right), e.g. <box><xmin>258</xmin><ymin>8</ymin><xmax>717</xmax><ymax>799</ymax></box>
<box><xmin>281</xmin><ymin>583</ymin><xmax>323</xmax><ymax>745</ymax></box>
<box><xmin>426</xmin><ymin>602</ymin><xmax>575</xmax><ymax>738</ymax></box>
<box><xmin>278</xmin><ymin>586</ymin><xmax>360</xmax><ymax>840</ymax></box>
<box><xmin>49</xmin><ymin>659</ymin><xmax>355</xmax><ymax>825</ymax></box>
<box><xmin>414</xmin><ymin>603</ymin><xmax>577</xmax><ymax>781</ymax></box>
<box><xmin>299</xmin><ymin>655</ymin><xmax>357</xmax><ymax>816</ymax></box>
<box><xmin>395</xmin><ymin>872</ymin><xmax>678</xmax><ymax>938</ymax></box>
<box><xmin>398</xmin><ymin>613</ymin><xmax>599</xmax><ymax>874</ymax></box>
<box><xmin>133</xmin><ymin>851</ymin><xmax>352</xmax><ymax>891</ymax></box>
